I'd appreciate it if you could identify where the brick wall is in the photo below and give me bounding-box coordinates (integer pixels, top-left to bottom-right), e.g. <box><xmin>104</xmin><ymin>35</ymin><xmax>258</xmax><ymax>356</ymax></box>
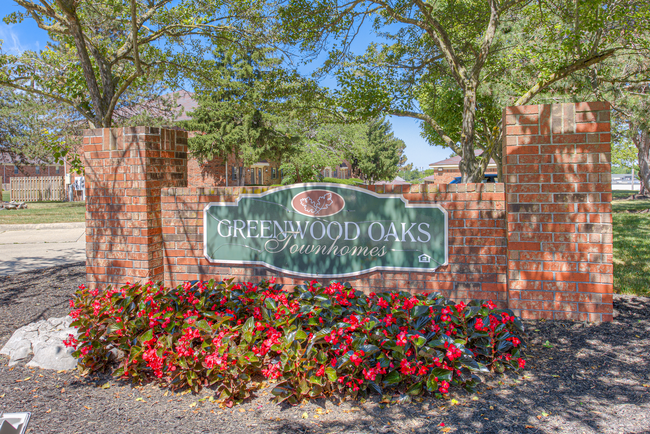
<box><xmin>83</xmin><ymin>127</ymin><xmax>187</xmax><ymax>287</ymax></box>
<box><xmin>187</xmin><ymin>156</ymin><xmax>281</xmax><ymax>187</ymax></box>
<box><xmin>82</xmin><ymin>101</ymin><xmax>614</xmax><ymax>322</ymax></box>
<box><xmin>503</xmin><ymin>102</ymin><xmax>613</xmax><ymax>321</ymax></box>
<box><xmin>160</xmin><ymin>183</ymin><xmax>508</xmax><ymax>305</ymax></box>
<box><xmin>424</xmin><ymin>168</ymin><xmax>498</xmax><ymax>185</ymax></box>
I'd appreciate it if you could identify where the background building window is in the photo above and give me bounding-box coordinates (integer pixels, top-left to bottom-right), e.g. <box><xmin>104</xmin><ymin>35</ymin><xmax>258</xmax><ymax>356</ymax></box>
<box><xmin>56</xmin><ymin>166</ymin><xmax>60</xmax><ymax>174</ymax></box>
<box><xmin>14</xmin><ymin>166</ymin><xmax>18</xmax><ymax>174</ymax></box>
<box><xmin>232</xmin><ymin>166</ymin><xmax>237</xmax><ymax>180</ymax></box>
<box><xmin>35</xmin><ymin>166</ymin><xmax>40</xmax><ymax>174</ymax></box>
<box><xmin>272</xmin><ymin>168</ymin><xmax>277</xmax><ymax>179</ymax></box>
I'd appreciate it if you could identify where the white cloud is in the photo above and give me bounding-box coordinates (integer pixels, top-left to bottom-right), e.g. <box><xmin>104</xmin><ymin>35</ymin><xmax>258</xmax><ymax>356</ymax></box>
<box><xmin>0</xmin><ymin>24</ymin><xmax>40</xmax><ymax>55</ymax></box>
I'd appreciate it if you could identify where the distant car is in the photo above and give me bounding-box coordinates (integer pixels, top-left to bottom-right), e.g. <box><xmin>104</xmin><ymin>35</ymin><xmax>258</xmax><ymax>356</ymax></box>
<box><xmin>449</xmin><ymin>174</ymin><xmax>498</xmax><ymax>184</ymax></box>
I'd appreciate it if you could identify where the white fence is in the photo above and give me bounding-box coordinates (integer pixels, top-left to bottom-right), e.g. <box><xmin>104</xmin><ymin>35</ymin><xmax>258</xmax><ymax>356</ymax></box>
<box><xmin>10</xmin><ymin>176</ymin><xmax>66</xmax><ymax>202</ymax></box>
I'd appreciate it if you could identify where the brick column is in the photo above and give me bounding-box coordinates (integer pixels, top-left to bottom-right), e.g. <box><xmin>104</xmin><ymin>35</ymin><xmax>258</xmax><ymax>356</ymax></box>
<box><xmin>83</xmin><ymin>127</ymin><xmax>188</xmax><ymax>288</ymax></box>
<box><xmin>503</xmin><ymin>102</ymin><xmax>613</xmax><ymax>321</ymax></box>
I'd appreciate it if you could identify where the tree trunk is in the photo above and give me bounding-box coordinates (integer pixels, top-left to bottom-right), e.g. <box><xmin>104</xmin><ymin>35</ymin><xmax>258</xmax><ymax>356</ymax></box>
<box><xmin>495</xmin><ymin>148</ymin><xmax>503</xmax><ymax>183</ymax></box>
<box><xmin>632</xmin><ymin>127</ymin><xmax>650</xmax><ymax>196</ymax></box>
<box><xmin>459</xmin><ymin>86</ymin><xmax>480</xmax><ymax>183</ymax></box>
<box><xmin>57</xmin><ymin>0</ymin><xmax>110</xmax><ymax>128</ymax></box>
<box><xmin>294</xmin><ymin>163</ymin><xmax>302</xmax><ymax>183</ymax></box>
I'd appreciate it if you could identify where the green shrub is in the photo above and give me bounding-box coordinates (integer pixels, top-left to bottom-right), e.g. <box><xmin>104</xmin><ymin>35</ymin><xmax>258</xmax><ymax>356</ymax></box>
<box><xmin>67</xmin><ymin>279</ymin><xmax>526</xmax><ymax>406</ymax></box>
<box><xmin>322</xmin><ymin>177</ymin><xmax>364</xmax><ymax>185</ymax></box>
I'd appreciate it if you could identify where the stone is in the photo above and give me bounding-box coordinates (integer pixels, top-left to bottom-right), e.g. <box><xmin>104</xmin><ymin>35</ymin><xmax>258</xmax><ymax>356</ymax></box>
<box><xmin>27</xmin><ymin>341</ymin><xmax>77</xmax><ymax>370</ymax></box>
<box><xmin>0</xmin><ymin>316</ymin><xmax>78</xmax><ymax>370</ymax></box>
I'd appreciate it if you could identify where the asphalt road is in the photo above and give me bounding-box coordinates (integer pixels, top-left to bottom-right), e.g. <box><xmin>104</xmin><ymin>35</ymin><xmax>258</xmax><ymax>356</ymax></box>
<box><xmin>0</xmin><ymin>223</ymin><xmax>85</xmax><ymax>276</ymax></box>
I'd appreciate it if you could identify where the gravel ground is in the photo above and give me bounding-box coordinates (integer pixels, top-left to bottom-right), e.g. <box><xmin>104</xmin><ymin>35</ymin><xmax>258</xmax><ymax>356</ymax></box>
<box><xmin>1</xmin><ymin>263</ymin><xmax>649</xmax><ymax>434</ymax></box>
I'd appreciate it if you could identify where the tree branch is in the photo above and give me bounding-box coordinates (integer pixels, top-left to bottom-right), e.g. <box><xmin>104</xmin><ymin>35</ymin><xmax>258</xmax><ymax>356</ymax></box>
<box><xmin>389</xmin><ymin>109</ymin><xmax>461</xmax><ymax>154</ymax></box>
<box><xmin>514</xmin><ymin>48</ymin><xmax>619</xmax><ymax>106</ymax></box>
<box><xmin>0</xmin><ymin>79</ymin><xmax>95</xmax><ymax>124</ymax></box>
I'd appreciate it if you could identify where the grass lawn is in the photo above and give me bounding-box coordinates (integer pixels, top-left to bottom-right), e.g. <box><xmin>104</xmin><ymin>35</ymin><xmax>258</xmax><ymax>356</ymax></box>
<box><xmin>612</xmin><ymin>190</ymin><xmax>650</xmax><ymax>296</ymax></box>
<box><xmin>0</xmin><ymin>200</ymin><xmax>85</xmax><ymax>225</ymax></box>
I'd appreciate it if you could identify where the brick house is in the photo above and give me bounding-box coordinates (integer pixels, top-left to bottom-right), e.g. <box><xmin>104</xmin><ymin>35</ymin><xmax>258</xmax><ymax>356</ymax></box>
<box><xmin>0</xmin><ymin>152</ymin><xmax>65</xmax><ymax>186</ymax></box>
<box><xmin>423</xmin><ymin>151</ymin><xmax>498</xmax><ymax>184</ymax></box>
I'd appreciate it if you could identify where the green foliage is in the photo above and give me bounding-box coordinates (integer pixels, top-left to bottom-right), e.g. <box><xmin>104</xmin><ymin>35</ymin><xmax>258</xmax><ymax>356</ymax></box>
<box><xmin>183</xmin><ymin>48</ymin><xmax>306</xmax><ymax>179</ymax></box>
<box><xmin>350</xmin><ymin>117</ymin><xmax>406</xmax><ymax>183</ymax></box>
<box><xmin>68</xmin><ymin>279</ymin><xmax>526</xmax><ymax>406</ymax></box>
<box><xmin>1</xmin><ymin>0</ymin><xmax>272</xmax><ymax>128</ymax></box>
<box><xmin>322</xmin><ymin>177</ymin><xmax>364</xmax><ymax>185</ymax></box>
<box><xmin>612</xmin><ymin>138</ymin><xmax>640</xmax><ymax>172</ymax></box>
<box><xmin>0</xmin><ymin>201</ymin><xmax>86</xmax><ymax>225</ymax></box>
<box><xmin>0</xmin><ymin>87</ymin><xmax>83</xmax><ymax>172</ymax></box>
<box><xmin>612</xmin><ymin>197</ymin><xmax>650</xmax><ymax>296</ymax></box>
<box><xmin>279</xmin><ymin>0</ymin><xmax>650</xmax><ymax>181</ymax></box>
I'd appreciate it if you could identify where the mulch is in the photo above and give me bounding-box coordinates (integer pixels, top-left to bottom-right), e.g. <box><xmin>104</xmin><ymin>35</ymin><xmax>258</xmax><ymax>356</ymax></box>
<box><xmin>1</xmin><ymin>263</ymin><xmax>649</xmax><ymax>434</ymax></box>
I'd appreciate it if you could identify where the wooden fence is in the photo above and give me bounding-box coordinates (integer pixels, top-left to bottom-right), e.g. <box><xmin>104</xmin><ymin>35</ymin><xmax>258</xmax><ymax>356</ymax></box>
<box><xmin>10</xmin><ymin>176</ymin><xmax>65</xmax><ymax>202</ymax></box>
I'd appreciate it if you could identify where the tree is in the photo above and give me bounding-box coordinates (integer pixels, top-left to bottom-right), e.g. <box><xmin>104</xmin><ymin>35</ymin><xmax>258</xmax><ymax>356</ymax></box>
<box><xmin>350</xmin><ymin>117</ymin><xmax>405</xmax><ymax>183</ymax></box>
<box><xmin>183</xmin><ymin>47</ymin><xmax>318</xmax><ymax>185</ymax></box>
<box><xmin>0</xmin><ymin>86</ymin><xmax>82</xmax><ymax>173</ymax></box>
<box><xmin>280</xmin><ymin>0</ymin><xmax>650</xmax><ymax>181</ymax></box>
<box><xmin>558</xmin><ymin>47</ymin><xmax>650</xmax><ymax>195</ymax></box>
<box><xmin>1</xmin><ymin>0</ymin><xmax>271</xmax><ymax>128</ymax></box>
<box><xmin>616</xmin><ymin>90</ymin><xmax>650</xmax><ymax>196</ymax></box>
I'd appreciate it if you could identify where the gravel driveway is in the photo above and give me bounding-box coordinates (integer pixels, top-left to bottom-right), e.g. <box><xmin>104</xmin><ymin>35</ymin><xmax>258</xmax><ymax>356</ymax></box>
<box><xmin>1</xmin><ymin>263</ymin><xmax>649</xmax><ymax>433</ymax></box>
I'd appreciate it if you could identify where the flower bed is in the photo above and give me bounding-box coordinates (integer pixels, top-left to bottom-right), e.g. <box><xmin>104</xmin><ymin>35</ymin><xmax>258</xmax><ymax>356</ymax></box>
<box><xmin>66</xmin><ymin>279</ymin><xmax>526</xmax><ymax>406</ymax></box>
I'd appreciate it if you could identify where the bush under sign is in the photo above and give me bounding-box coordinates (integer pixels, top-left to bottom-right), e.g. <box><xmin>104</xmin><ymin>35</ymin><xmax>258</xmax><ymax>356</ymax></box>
<box><xmin>203</xmin><ymin>184</ymin><xmax>448</xmax><ymax>278</ymax></box>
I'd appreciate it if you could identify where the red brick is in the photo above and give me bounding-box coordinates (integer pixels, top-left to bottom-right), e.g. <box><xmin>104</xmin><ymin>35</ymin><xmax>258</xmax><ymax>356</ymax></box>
<box><xmin>575</xmin><ymin>122</ymin><xmax>610</xmax><ymax>133</ymax></box>
<box><xmin>575</xmin><ymin>101</ymin><xmax>610</xmax><ymax>111</ymax></box>
<box><xmin>578</xmin><ymin>283</ymin><xmax>613</xmax><ymax>294</ymax></box>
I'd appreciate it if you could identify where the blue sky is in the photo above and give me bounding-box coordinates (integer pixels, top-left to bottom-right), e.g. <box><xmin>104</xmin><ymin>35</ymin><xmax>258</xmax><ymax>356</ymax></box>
<box><xmin>0</xmin><ymin>5</ymin><xmax>451</xmax><ymax>169</ymax></box>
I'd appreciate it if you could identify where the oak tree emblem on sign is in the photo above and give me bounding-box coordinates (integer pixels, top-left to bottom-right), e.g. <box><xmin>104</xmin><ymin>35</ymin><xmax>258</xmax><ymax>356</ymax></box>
<box><xmin>300</xmin><ymin>192</ymin><xmax>334</xmax><ymax>215</ymax></box>
<box><xmin>291</xmin><ymin>190</ymin><xmax>346</xmax><ymax>217</ymax></box>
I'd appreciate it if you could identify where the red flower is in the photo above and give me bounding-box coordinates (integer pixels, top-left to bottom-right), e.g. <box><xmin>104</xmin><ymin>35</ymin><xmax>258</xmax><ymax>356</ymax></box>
<box><xmin>350</xmin><ymin>352</ymin><xmax>363</xmax><ymax>367</ymax></box>
<box><xmin>518</xmin><ymin>358</ymin><xmax>526</xmax><ymax>369</ymax></box>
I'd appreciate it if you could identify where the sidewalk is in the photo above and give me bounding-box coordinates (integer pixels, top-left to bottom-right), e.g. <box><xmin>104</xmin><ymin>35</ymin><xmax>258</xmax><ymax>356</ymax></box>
<box><xmin>0</xmin><ymin>223</ymin><xmax>86</xmax><ymax>276</ymax></box>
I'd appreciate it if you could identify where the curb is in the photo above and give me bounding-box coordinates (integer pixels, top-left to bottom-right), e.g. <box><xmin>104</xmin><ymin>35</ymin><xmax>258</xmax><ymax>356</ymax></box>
<box><xmin>0</xmin><ymin>222</ymin><xmax>86</xmax><ymax>232</ymax></box>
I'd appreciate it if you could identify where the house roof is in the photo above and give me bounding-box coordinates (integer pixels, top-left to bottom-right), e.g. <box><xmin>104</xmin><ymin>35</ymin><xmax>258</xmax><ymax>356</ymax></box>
<box><xmin>171</xmin><ymin>90</ymin><xmax>198</xmax><ymax>122</ymax></box>
<box><xmin>0</xmin><ymin>152</ymin><xmax>53</xmax><ymax>166</ymax></box>
<box><xmin>429</xmin><ymin>150</ymin><xmax>496</xmax><ymax>168</ymax></box>
<box><xmin>374</xmin><ymin>176</ymin><xmax>410</xmax><ymax>185</ymax></box>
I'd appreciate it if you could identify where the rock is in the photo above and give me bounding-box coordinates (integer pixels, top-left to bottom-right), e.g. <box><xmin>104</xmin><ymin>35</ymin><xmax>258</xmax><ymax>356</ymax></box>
<box><xmin>27</xmin><ymin>341</ymin><xmax>77</xmax><ymax>370</ymax></box>
<box><xmin>107</xmin><ymin>347</ymin><xmax>126</xmax><ymax>362</ymax></box>
<box><xmin>0</xmin><ymin>316</ymin><xmax>78</xmax><ymax>370</ymax></box>
<box><xmin>7</xmin><ymin>341</ymin><xmax>33</xmax><ymax>366</ymax></box>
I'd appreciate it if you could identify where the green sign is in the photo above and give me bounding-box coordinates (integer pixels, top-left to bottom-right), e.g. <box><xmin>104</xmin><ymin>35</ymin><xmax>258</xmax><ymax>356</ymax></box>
<box><xmin>204</xmin><ymin>184</ymin><xmax>447</xmax><ymax>278</ymax></box>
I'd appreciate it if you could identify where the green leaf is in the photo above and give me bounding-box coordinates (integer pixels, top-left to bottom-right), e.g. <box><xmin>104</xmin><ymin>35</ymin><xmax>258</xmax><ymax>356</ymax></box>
<box><xmin>406</xmin><ymin>381</ymin><xmax>422</xmax><ymax>395</ymax></box>
<box><xmin>426</xmin><ymin>375</ymin><xmax>438</xmax><ymax>392</ymax></box>
<box><xmin>429</xmin><ymin>367</ymin><xmax>453</xmax><ymax>381</ymax></box>
<box><xmin>359</xmin><ymin>344</ymin><xmax>380</xmax><ymax>356</ymax></box>
<box><xmin>411</xmin><ymin>305</ymin><xmax>429</xmax><ymax>318</ymax></box>
<box><xmin>325</xmin><ymin>367</ymin><xmax>338</xmax><ymax>382</ymax></box>
<box><xmin>242</xmin><ymin>316</ymin><xmax>255</xmax><ymax>335</ymax></box>
<box><xmin>137</xmin><ymin>329</ymin><xmax>153</xmax><ymax>343</ymax></box>
<box><xmin>383</xmin><ymin>371</ymin><xmax>401</xmax><ymax>385</ymax></box>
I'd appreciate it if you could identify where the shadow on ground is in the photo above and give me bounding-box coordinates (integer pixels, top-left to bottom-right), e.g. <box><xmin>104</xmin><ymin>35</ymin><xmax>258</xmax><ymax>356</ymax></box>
<box><xmin>0</xmin><ymin>266</ymin><xmax>648</xmax><ymax>434</ymax></box>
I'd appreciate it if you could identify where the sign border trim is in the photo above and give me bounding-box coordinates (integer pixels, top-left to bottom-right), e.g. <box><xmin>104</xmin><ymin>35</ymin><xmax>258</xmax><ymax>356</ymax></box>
<box><xmin>202</xmin><ymin>183</ymin><xmax>449</xmax><ymax>278</ymax></box>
